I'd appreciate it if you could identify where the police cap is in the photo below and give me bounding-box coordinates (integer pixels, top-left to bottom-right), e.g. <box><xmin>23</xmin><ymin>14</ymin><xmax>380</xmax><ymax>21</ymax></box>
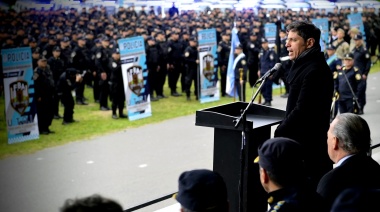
<box><xmin>146</xmin><ymin>36</ymin><xmax>154</xmax><ymax>41</ymax></box>
<box><xmin>261</xmin><ymin>37</ymin><xmax>268</xmax><ymax>43</ymax></box>
<box><xmin>62</xmin><ymin>36</ymin><xmax>70</xmax><ymax>42</ymax></box>
<box><xmin>189</xmin><ymin>36</ymin><xmax>197</xmax><ymax>42</ymax></box>
<box><xmin>174</xmin><ymin>169</ymin><xmax>227</xmax><ymax>211</ymax></box>
<box><xmin>343</xmin><ymin>53</ymin><xmax>354</xmax><ymax>60</ymax></box>
<box><xmin>235</xmin><ymin>43</ymin><xmax>243</xmax><ymax>50</ymax></box>
<box><xmin>78</xmin><ymin>36</ymin><xmax>86</xmax><ymax>41</ymax></box>
<box><xmin>254</xmin><ymin>137</ymin><xmax>304</xmax><ymax>176</ymax></box>
<box><xmin>353</xmin><ymin>33</ymin><xmax>363</xmax><ymax>40</ymax></box>
<box><xmin>53</xmin><ymin>46</ymin><xmax>61</xmax><ymax>52</ymax></box>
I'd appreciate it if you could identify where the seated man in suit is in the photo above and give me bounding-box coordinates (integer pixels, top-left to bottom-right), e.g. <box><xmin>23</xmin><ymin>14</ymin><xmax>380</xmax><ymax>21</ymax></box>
<box><xmin>317</xmin><ymin>113</ymin><xmax>380</xmax><ymax>210</ymax></box>
<box><xmin>174</xmin><ymin>169</ymin><xmax>229</xmax><ymax>212</ymax></box>
<box><xmin>255</xmin><ymin>137</ymin><xmax>327</xmax><ymax>212</ymax></box>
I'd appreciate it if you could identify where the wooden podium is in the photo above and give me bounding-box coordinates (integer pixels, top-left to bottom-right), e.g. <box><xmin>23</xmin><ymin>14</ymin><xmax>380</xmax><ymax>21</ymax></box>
<box><xmin>196</xmin><ymin>102</ymin><xmax>285</xmax><ymax>212</ymax></box>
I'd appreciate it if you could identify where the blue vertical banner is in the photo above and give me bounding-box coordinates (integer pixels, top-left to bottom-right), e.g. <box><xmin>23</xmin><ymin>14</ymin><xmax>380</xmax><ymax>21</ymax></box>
<box><xmin>264</xmin><ymin>23</ymin><xmax>277</xmax><ymax>46</ymax></box>
<box><xmin>197</xmin><ymin>28</ymin><xmax>219</xmax><ymax>103</ymax></box>
<box><xmin>312</xmin><ymin>18</ymin><xmax>329</xmax><ymax>52</ymax></box>
<box><xmin>1</xmin><ymin>47</ymin><xmax>39</xmax><ymax>144</ymax></box>
<box><xmin>119</xmin><ymin>0</ymin><xmax>124</xmax><ymax>7</ymax></box>
<box><xmin>348</xmin><ymin>13</ymin><xmax>366</xmax><ymax>40</ymax></box>
<box><xmin>225</xmin><ymin>27</ymin><xmax>240</xmax><ymax>97</ymax></box>
<box><xmin>118</xmin><ymin>36</ymin><xmax>152</xmax><ymax>121</ymax></box>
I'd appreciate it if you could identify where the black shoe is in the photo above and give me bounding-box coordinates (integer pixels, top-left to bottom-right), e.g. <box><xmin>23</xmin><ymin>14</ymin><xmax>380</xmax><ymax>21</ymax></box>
<box><xmin>358</xmin><ymin>109</ymin><xmax>364</xmax><ymax>115</ymax></box>
<box><xmin>76</xmin><ymin>101</ymin><xmax>88</xmax><ymax>105</ymax></box>
<box><xmin>195</xmin><ymin>96</ymin><xmax>199</xmax><ymax>100</ymax></box>
<box><xmin>53</xmin><ymin>115</ymin><xmax>62</xmax><ymax>119</ymax></box>
<box><xmin>119</xmin><ymin>114</ymin><xmax>128</xmax><ymax>118</ymax></box>
<box><xmin>171</xmin><ymin>92</ymin><xmax>182</xmax><ymax>97</ymax></box>
<box><xmin>157</xmin><ymin>95</ymin><xmax>167</xmax><ymax>99</ymax></box>
<box><xmin>187</xmin><ymin>96</ymin><xmax>191</xmax><ymax>101</ymax></box>
<box><xmin>262</xmin><ymin>102</ymin><xmax>272</xmax><ymax>106</ymax></box>
<box><xmin>112</xmin><ymin>114</ymin><xmax>118</xmax><ymax>119</ymax></box>
<box><xmin>100</xmin><ymin>106</ymin><xmax>110</xmax><ymax>111</ymax></box>
<box><xmin>151</xmin><ymin>97</ymin><xmax>159</xmax><ymax>101</ymax></box>
<box><xmin>280</xmin><ymin>93</ymin><xmax>289</xmax><ymax>98</ymax></box>
<box><xmin>95</xmin><ymin>99</ymin><xmax>100</xmax><ymax>103</ymax></box>
<box><xmin>40</xmin><ymin>130</ymin><xmax>49</xmax><ymax>135</ymax></box>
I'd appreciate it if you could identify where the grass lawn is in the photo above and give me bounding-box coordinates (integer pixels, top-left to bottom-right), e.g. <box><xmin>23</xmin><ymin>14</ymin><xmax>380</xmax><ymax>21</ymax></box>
<box><xmin>1</xmin><ymin>62</ymin><xmax>379</xmax><ymax>159</ymax></box>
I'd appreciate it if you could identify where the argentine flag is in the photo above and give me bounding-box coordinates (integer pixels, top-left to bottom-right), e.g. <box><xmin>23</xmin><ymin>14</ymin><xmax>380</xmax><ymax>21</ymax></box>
<box><xmin>225</xmin><ymin>27</ymin><xmax>240</xmax><ymax>97</ymax></box>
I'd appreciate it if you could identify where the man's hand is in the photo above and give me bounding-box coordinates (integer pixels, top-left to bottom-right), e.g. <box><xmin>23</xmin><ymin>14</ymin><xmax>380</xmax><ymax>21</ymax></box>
<box><xmin>362</xmin><ymin>74</ymin><xmax>367</xmax><ymax>80</ymax></box>
<box><xmin>196</xmin><ymin>60</ymin><xmax>199</xmax><ymax>64</ymax></box>
<box><xmin>157</xmin><ymin>66</ymin><xmax>160</xmax><ymax>71</ymax></box>
<box><xmin>257</xmin><ymin>71</ymin><xmax>261</xmax><ymax>77</ymax></box>
<box><xmin>76</xmin><ymin>74</ymin><xmax>82</xmax><ymax>82</ymax></box>
<box><xmin>101</xmin><ymin>72</ymin><xmax>107</xmax><ymax>80</ymax></box>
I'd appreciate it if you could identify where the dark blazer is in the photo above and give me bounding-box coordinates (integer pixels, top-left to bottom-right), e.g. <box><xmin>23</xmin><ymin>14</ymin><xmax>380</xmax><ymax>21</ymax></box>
<box><xmin>317</xmin><ymin>153</ymin><xmax>380</xmax><ymax>209</ymax></box>
<box><xmin>274</xmin><ymin>47</ymin><xmax>334</xmax><ymax>186</ymax></box>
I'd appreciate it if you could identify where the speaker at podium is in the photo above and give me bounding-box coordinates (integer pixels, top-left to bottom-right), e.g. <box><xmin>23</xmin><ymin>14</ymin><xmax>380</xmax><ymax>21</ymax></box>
<box><xmin>196</xmin><ymin>102</ymin><xmax>285</xmax><ymax>212</ymax></box>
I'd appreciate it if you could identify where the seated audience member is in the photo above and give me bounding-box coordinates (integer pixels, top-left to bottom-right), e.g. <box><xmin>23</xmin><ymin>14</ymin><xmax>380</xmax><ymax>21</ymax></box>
<box><xmin>254</xmin><ymin>137</ymin><xmax>327</xmax><ymax>212</ymax></box>
<box><xmin>317</xmin><ymin>113</ymin><xmax>380</xmax><ymax>209</ymax></box>
<box><xmin>331</xmin><ymin>187</ymin><xmax>380</xmax><ymax>212</ymax></box>
<box><xmin>60</xmin><ymin>194</ymin><xmax>123</xmax><ymax>212</ymax></box>
<box><xmin>174</xmin><ymin>169</ymin><xmax>229</xmax><ymax>212</ymax></box>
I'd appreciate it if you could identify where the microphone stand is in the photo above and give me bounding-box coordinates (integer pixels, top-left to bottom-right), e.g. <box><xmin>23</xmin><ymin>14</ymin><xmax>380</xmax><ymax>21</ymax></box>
<box><xmin>234</xmin><ymin>70</ymin><xmax>271</xmax><ymax>212</ymax></box>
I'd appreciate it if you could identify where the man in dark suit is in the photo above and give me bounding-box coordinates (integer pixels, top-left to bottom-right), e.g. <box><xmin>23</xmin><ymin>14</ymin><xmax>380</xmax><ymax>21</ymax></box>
<box><xmin>317</xmin><ymin>113</ymin><xmax>380</xmax><ymax>210</ymax></box>
<box><xmin>274</xmin><ymin>21</ymin><xmax>334</xmax><ymax>189</ymax></box>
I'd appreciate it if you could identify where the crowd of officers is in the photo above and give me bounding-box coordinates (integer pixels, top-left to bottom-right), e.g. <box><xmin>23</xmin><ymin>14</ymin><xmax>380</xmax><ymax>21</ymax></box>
<box><xmin>0</xmin><ymin>5</ymin><xmax>379</xmax><ymax>134</ymax></box>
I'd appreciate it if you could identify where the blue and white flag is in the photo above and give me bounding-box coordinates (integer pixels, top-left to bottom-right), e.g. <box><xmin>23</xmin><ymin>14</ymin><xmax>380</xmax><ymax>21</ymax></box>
<box><xmin>225</xmin><ymin>27</ymin><xmax>240</xmax><ymax>97</ymax></box>
<box><xmin>312</xmin><ymin>18</ymin><xmax>329</xmax><ymax>52</ymax></box>
<box><xmin>118</xmin><ymin>36</ymin><xmax>152</xmax><ymax>121</ymax></box>
<box><xmin>2</xmin><ymin>47</ymin><xmax>39</xmax><ymax>144</ymax></box>
<box><xmin>348</xmin><ymin>13</ymin><xmax>366</xmax><ymax>40</ymax></box>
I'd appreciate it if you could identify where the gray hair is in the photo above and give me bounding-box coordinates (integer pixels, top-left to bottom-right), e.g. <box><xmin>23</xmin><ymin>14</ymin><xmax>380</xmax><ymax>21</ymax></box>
<box><xmin>333</xmin><ymin>113</ymin><xmax>371</xmax><ymax>154</ymax></box>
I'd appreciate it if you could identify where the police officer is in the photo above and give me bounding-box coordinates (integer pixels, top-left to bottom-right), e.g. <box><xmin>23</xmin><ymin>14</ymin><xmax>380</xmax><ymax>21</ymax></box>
<box><xmin>57</xmin><ymin>68</ymin><xmax>82</xmax><ymax>125</ymax></box>
<box><xmin>155</xmin><ymin>31</ymin><xmax>169</xmax><ymax>98</ymax></box>
<box><xmin>59</xmin><ymin>36</ymin><xmax>72</xmax><ymax>68</ymax></box>
<box><xmin>33</xmin><ymin>58</ymin><xmax>55</xmax><ymax>135</ymax></box>
<box><xmin>326</xmin><ymin>44</ymin><xmax>342</xmax><ymax>73</ymax></box>
<box><xmin>351</xmin><ymin>33</ymin><xmax>371</xmax><ymax>115</ymax></box>
<box><xmin>108</xmin><ymin>48</ymin><xmax>128</xmax><ymax>119</ymax></box>
<box><xmin>246</xmin><ymin>32</ymin><xmax>261</xmax><ymax>87</ymax></box>
<box><xmin>95</xmin><ymin>36</ymin><xmax>112</xmax><ymax>110</ymax></box>
<box><xmin>333</xmin><ymin>53</ymin><xmax>361</xmax><ymax>114</ymax></box>
<box><xmin>91</xmin><ymin>38</ymin><xmax>102</xmax><ymax>103</ymax></box>
<box><xmin>146</xmin><ymin>36</ymin><xmax>160</xmax><ymax>101</ymax></box>
<box><xmin>184</xmin><ymin>36</ymin><xmax>199</xmax><ymax>101</ymax></box>
<box><xmin>72</xmin><ymin>36</ymin><xmax>91</xmax><ymax>105</ymax></box>
<box><xmin>31</xmin><ymin>47</ymin><xmax>41</xmax><ymax>70</ymax></box>
<box><xmin>258</xmin><ymin>38</ymin><xmax>277</xmax><ymax>106</ymax></box>
<box><xmin>217</xmin><ymin>32</ymin><xmax>231</xmax><ymax>97</ymax></box>
<box><xmin>167</xmin><ymin>32</ymin><xmax>184</xmax><ymax>97</ymax></box>
<box><xmin>42</xmin><ymin>35</ymin><xmax>57</xmax><ymax>60</ymax></box>
<box><xmin>47</xmin><ymin>46</ymin><xmax>65</xmax><ymax>119</ymax></box>
<box><xmin>234</xmin><ymin>44</ymin><xmax>248</xmax><ymax>102</ymax></box>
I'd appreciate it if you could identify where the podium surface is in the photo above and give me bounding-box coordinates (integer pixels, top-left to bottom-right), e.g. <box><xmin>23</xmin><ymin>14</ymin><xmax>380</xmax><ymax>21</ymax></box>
<box><xmin>196</xmin><ymin>102</ymin><xmax>286</xmax><ymax>212</ymax></box>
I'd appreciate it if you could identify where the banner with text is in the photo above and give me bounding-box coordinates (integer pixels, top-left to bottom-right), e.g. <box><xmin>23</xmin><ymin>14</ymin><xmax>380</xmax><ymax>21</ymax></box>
<box><xmin>348</xmin><ymin>13</ymin><xmax>366</xmax><ymax>40</ymax></box>
<box><xmin>264</xmin><ymin>23</ymin><xmax>277</xmax><ymax>47</ymax></box>
<box><xmin>2</xmin><ymin>47</ymin><xmax>39</xmax><ymax>144</ymax></box>
<box><xmin>118</xmin><ymin>36</ymin><xmax>152</xmax><ymax>121</ymax></box>
<box><xmin>312</xmin><ymin>18</ymin><xmax>329</xmax><ymax>52</ymax></box>
<box><xmin>197</xmin><ymin>28</ymin><xmax>219</xmax><ymax>103</ymax></box>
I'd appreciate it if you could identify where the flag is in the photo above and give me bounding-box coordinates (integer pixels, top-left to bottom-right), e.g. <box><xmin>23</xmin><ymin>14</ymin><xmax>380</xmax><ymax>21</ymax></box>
<box><xmin>225</xmin><ymin>27</ymin><xmax>240</xmax><ymax>97</ymax></box>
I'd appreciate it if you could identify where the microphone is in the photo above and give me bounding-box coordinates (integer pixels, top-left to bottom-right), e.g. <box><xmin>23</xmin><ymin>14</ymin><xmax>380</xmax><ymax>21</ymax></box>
<box><xmin>259</xmin><ymin>63</ymin><xmax>282</xmax><ymax>81</ymax></box>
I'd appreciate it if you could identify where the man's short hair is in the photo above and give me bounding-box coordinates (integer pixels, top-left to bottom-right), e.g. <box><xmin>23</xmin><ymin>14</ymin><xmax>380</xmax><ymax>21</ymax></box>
<box><xmin>332</xmin><ymin>113</ymin><xmax>371</xmax><ymax>154</ymax></box>
<box><xmin>175</xmin><ymin>169</ymin><xmax>228</xmax><ymax>212</ymax></box>
<box><xmin>60</xmin><ymin>194</ymin><xmax>123</xmax><ymax>212</ymax></box>
<box><xmin>286</xmin><ymin>21</ymin><xmax>320</xmax><ymax>47</ymax></box>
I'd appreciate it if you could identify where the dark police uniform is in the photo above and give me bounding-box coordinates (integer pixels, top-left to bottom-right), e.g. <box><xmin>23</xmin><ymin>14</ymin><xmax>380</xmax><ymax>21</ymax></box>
<box><xmin>183</xmin><ymin>38</ymin><xmax>199</xmax><ymax>100</ymax></box>
<box><xmin>57</xmin><ymin>68</ymin><xmax>79</xmax><ymax>124</ymax></box>
<box><xmin>234</xmin><ymin>49</ymin><xmax>248</xmax><ymax>102</ymax></box>
<box><xmin>246</xmin><ymin>35</ymin><xmax>261</xmax><ymax>87</ymax></box>
<box><xmin>94</xmin><ymin>42</ymin><xmax>112</xmax><ymax>110</ymax></box>
<box><xmin>33</xmin><ymin>61</ymin><xmax>55</xmax><ymax>134</ymax></box>
<box><xmin>146</xmin><ymin>37</ymin><xmax>160</xmax><ymax>100</ymax></box>
<box><xmin>108</xmin><ymin>50</ymin><xmax>127</xmax><ymax>119</ymax></box>
<box><xmin>156</xmin><ymin>36</ymin><xmax>169</xmax><ymax>98</ymax></box>
<box><xmin>259</xmin><ymin>39</ymin><xmax>277</xmax><ymax>105</ymax></box>
<box><xmin>71</xmin><ymin>37</ymin><xmax>91</xmax><ymax>104</ymax></box>
<box><xmin>217</xmin><ymin>37</ymin><xmax>230</xmax><ymax>97</ymax></box>
<box><xmin>351</xmin><ymin>34</ymin><xmax>371</xmax><ymax>114</ymax></box>
<box><xmin>333</xmin><ymin>65</ymin><xmax>361</xmax><ymax>114</ymax></box>
<box><xmin>90</xmin><ymin>39</ymin><xmax>101</xmax><ymax>102</ymax></box>
<box><xmin>47</xmin><ymin>46</ymin><xmax>65</xmax><ymax>118</ymax></box>
<box><xmin>279</xmin><ymin>36</ymin><xmax>291</xmax><ymax>95</ymax></box>
<box><xmin>167</xmin><ymin>34</ymin><xmax>184</xmax><ymax>96</ymax></box>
